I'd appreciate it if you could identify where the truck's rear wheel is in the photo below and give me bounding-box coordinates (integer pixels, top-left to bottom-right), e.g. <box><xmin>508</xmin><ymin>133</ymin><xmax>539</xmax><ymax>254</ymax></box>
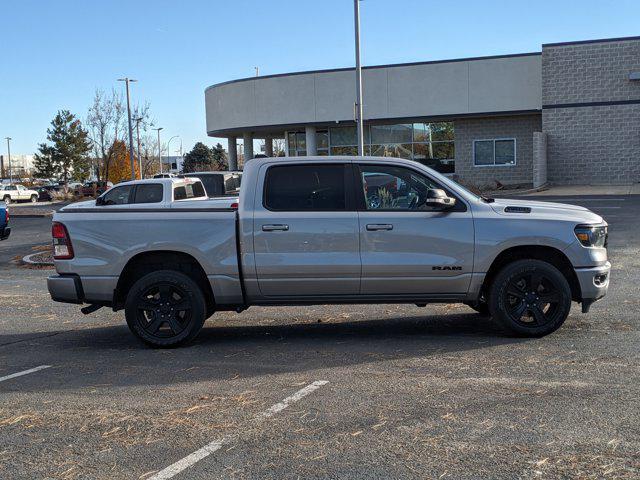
<box><xmin>125</xmin><ymin>270</ymin><xmax>206</xmax><ymax>347</ymax></box>
<box><xmin>488</xmin><ymin>259</ymin><xmax>571</xmax><ymax>337</ymax></box>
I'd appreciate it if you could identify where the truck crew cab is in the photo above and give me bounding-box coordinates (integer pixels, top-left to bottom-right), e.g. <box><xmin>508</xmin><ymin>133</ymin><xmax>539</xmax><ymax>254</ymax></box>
<box><xmin>47</xmin><ymin>156</ymin><xmax>610</xmax><ymax>347</ymax></box>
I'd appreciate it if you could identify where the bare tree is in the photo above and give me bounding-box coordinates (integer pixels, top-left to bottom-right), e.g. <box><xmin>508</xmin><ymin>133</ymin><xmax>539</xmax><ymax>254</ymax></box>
<box><xmin>139</xmin><ymin>134</ymin><xmax>165</xmax><ymax>178</ymax></box>
<box><xmin>86</xmin><ymin>88</ymin><xmax>125</xmax><ymax>182</ymax></box>
<box><xmin>86</xmin><ymin>89</ymin><xmax>154</xmax><ymax>181</ymax></box>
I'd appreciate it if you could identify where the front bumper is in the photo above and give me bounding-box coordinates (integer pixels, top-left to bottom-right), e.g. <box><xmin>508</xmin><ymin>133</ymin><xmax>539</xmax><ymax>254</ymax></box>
<box><xmin>47</xmin><ymin>274</ymin><xmax>84</xmax><ymax>304</ymax></box>
<box><xmin>0</xmin><ymin>226</ymin><xmax>10</xmax><ymax>240</ymax></box>
<box><xmin>575</xmin><ymin>261</ymin><xmax>611</xmax><ymax>308</ymax></box>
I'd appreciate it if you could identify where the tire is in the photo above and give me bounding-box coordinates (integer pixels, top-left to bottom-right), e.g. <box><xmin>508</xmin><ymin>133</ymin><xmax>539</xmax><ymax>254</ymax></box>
<box><xmin>3</xmin><ymin>196</ymin><xmax>10</xmax><ymax>205</ymax></box>
<box><xmin>125</xmin><ymin>270</ymin><xmax>207</xmax><ymax>347</ymax></box>
<box><xmin>30</xmin><ymin>194</ymin><xmax>38</xmax><ymax>203</ymax></box>
<box><xmin>488</xmin><ymin>259</ymin><xmax>571</xmax><ymax>337</ymax></box>
<box><xmin>464</xmin><ymin>301</ymin><xmax>490</xmax><ymax>316</ymax></box>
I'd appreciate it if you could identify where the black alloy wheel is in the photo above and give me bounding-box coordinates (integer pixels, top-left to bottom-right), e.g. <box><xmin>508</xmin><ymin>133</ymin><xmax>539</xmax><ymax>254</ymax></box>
<box><xmin>125</xmin><ymin>270</ymin><xmax>207</xmax><ymax>347</ymax></box>
<box><xmin>489</xmin><ymin>259</ymin><xmax>571</xmax><ymax>337</ymax></box>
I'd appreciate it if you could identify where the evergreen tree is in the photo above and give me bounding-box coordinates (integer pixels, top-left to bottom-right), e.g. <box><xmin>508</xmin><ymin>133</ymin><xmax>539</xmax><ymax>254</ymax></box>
<box><xmin>211</xmin><ymin>143</ymin><xmax>229</xmax><ymax>171</ymax></box>
<box><xmin>182</xmin><ymin>142</ymin><xmax>213</xmax><ymax>173</ymax></box>
<box><xmin>34</xmin><ymin>110</ymin><xmax>92</xmax><ymax>184</ymax></box>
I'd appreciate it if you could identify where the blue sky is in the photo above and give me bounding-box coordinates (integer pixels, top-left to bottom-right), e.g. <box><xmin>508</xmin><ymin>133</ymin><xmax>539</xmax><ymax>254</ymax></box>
<box><xmin>1</xmin><ymin>0</ymin><xmax>639</xmax><ymax>155</ymax></box>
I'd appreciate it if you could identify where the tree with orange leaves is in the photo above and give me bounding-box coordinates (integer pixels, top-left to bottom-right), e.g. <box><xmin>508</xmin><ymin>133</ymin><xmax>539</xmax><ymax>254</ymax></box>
<box><xmin>107</xmin><ymin>140</ymin><xmax>140</xmax><ymax>184</ymax></box>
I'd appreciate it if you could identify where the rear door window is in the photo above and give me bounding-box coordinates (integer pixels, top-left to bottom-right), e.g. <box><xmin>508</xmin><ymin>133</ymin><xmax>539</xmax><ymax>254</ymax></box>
<box><xmin>264</xmin><ymin>164</ymin><xmax>347</xmax><ymax>211</ymax></box>
<box><xmin>133</xmin><ymin>184</ymin><xmax>163</xmax><ymax>204</ymax></box>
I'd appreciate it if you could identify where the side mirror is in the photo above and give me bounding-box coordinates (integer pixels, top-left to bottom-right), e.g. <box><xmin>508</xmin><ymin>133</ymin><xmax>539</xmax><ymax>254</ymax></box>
<box><xmin>95</xmin><ymin>196</ymin><xmax>105</xmax><ymax>206</ymax></box>
<box><xmin>424</xmin><ymin>189</ymin><xmax>456</xmax><ymax>209</ymax></box>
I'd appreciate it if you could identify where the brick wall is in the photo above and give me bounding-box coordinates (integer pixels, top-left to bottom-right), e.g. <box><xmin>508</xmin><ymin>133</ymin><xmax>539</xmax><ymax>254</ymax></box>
<box><xmin>454</xmin><ymin>115</ymin><xmax>541</xmax><ymax>188</ymax></box>
<box><xmin>542</xmin><ymin>38</ymin><xmax>640</xmax><ymax>184</ymax></box>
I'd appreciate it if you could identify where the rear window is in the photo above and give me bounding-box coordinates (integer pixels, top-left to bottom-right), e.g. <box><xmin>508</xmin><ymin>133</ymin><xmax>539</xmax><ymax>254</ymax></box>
<box><xmin>133</xmin><ymin>184</ymin><xmax>163</xmax><ymax>204</ymax></box>
<box><xmin>264</xmin><ymin>164</ymin><xmax>347</xmax><ymax>211</ymax></box>
<box><xmin>173</xmin><ymin>181</ymin><xmax>206</xmax><ymax>201</ymax></box>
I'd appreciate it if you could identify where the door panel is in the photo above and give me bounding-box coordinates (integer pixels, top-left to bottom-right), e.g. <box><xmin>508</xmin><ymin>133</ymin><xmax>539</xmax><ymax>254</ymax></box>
<box><xmin>359</xmin><ymin>210</ymin><xmax>474</xmax><ymax>294</ymax></box>
<box><xmin>356</xmin><ymin>163</ymin><xmax>474</xmax><ymax>295</ymax></box>
<box><xmin>253</xmin><ymin>163</ymin><xmax>360</xmax><ymax>297</ymax></box>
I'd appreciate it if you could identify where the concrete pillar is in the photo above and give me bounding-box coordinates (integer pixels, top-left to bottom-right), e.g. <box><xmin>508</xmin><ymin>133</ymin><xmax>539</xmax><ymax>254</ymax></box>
<box><xmin>305</xmin><ymin>126</ymin><xmax>317</xmax><ymax>156</ymax></box>
<box><xmin>533</xmin><ymin>132</ymin><xmax>548</xmax><ymax>188</ymax></box>
<box><xmin>228</xmin><ymin>136</ymin><xmax>238</xmax><ymax>171</ymax></box>
<box><xmin>243</xmin><ymin>132</ymin><xmax>254</xmax><ymax>161</ymax></box>
<box><xmin>264</xmin><ymin>135</ymin><xmax>273</xmax><ymax>157</ymax></box>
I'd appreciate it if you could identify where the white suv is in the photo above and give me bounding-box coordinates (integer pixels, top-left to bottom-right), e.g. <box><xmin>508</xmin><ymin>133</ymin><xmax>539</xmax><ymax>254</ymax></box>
<box><xmin>0</xmin><ymin>184</ymin><xmax>39</xmax><ymax>204</ymax></box>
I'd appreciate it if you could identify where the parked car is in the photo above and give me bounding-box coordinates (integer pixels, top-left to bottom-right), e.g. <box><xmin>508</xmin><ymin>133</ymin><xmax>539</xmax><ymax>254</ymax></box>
<box><xmin>35</xmin><ymin>186</ymin><xmax>55</xmax><ymax>202</ymax></box>
<box><xmin>47</xmin><ymin>156</ymin><xmax>610</xmax><ymax>347</ymax></box>
<box><xmin>182</xmin><ymin>171</ymin><xmax>242</xmax><ymax>197</ymax></box>
<box><xmin>0</xmin><ymin>204</ymin><xmax>9</xmax><ymax>240</ymax></box>
<box><xmin>153</xmin><ymin>173</ymin><xmax>176</xmax><ymax>179</ymax></box>
<box><xmin>0</xmin><ymin>184</ymin><xmax>39</xmax><ymax>204</ymax></box>
<box><xmin>75</xmin><ymin>181</ymin><xmax>112</xmax><ymax>197</ymax></box>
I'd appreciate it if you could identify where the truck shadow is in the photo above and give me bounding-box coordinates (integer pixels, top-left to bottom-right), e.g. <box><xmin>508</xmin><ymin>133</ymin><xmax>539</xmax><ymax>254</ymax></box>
<box><xmin>1</xmin><ymin>312</ymin><xmax>531</xmax><ymax>392</ymax></box>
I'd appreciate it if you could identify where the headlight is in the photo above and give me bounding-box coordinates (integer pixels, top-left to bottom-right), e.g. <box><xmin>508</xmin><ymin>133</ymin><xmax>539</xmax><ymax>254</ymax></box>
<box><xmin>574</xmin><ymin>224</ymin><xmax>608</xmax><ymax>248</ymax></box>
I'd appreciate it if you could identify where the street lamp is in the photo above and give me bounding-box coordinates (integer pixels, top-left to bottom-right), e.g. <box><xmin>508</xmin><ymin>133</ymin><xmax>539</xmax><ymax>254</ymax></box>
<box><xmin>167</xmin><ymin>136</ymin><xmax>179</xmax><ymax>173</ymax></box>
<box><xmin>4</xmin><ymin>137</ymin><xmax>12</xmax><ymax>184</ymax></box>
<box><xmin>117</xmin><ymin>77</ymin><xmax>138</xmax><ymax>180</ymax></box>
<box><xmin>153</xmin><ymin>127</ymin><xmax>163</xmax><ymax>174</ymax></box>
<box><xmin>134</xmin><ymin>117</ymin><xmax>143</xmax><ymax>178</ymax></box>
<box><xmin>353</xmin><ymin>0</ymin><xmax>364</xmax><ymax>156</ymax></box>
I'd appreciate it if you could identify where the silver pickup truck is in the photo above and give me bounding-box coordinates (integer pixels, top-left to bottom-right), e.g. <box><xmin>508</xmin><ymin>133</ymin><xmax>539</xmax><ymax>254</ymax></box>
<box><xmin>47</xmin><ymin>156</ymin><xmax>610</xmax><ymax>347</ymax></box>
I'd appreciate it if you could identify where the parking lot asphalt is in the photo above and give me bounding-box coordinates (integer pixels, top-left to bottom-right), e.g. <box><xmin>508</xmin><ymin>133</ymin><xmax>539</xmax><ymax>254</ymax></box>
<box><xmin>0</xmin><ymin>195</ymin><xmax>638</xmax><ymax>479</ymax></box>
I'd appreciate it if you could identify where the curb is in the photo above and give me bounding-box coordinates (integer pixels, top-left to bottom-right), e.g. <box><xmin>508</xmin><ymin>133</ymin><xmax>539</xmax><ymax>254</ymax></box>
<box><xmin>22</xmin><ymin>252</ymin><xmax>54</xmax><ymax>267</ymax></box>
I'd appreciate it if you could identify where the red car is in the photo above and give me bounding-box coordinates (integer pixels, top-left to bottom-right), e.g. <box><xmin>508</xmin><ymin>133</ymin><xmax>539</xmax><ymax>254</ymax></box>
<box><xmin>75</xmin><ymin>181</ymin><xmax>112</xmax><ymax>197</ymax></box>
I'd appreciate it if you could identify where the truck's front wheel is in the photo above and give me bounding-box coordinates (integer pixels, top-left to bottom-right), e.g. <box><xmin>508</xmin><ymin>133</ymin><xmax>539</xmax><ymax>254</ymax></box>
<box><xmin>125</xmin><ymin>270</ymin><xmax>206</xmax><ymax>347</ymax></box>
<box><xmin>488</xmin><ymin>259</ymin><xmax>571</xmax><ymax>337</ymax></box>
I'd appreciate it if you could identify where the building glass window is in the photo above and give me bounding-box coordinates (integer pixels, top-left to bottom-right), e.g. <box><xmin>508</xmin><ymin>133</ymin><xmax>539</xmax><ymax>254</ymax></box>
<box><xmin>288</xmin><ymin>121</ymin><xmax>455</xmax><ymax>174</ymax></box>
<box><xmin>287</xmin><ymin>130</ymin><xmax>329</xmax><ymax>156</ymax></box>
<box><xmin>474</xmin><ymin>139</ymin><xmax>516</xmax><ymax>166</ymax></box>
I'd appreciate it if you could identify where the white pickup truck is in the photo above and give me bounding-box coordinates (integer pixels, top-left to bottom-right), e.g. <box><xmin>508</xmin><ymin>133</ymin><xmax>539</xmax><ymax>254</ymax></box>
<box><xmin>1</xmin><ymin>184</ymin><xmax>39</xmax><ymax>204</ymax></box>
<box><xmin>48</xmin><ymin>156</ymin><xmax>610</xmax><ymax>347</ymax></box>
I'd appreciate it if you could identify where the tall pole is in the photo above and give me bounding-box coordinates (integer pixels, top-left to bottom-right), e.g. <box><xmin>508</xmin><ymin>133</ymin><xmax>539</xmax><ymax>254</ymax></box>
<box><xmin>118</xmin><ymin>77</ymin><xmax>138</xmax><ymax>180</ymax></box>
<box><xmin>134</xmin><ymin>117</ymin><xmax>143</xmax><ymax>179</ymax></box>
<box><xmin>5</xmin><ymin>137</ymin><xmax>12</xmax><ymax>184</ymax></box>
<box><xmin>354</xmin><ymin>0</ymin><xmax>364</xmax><ymax>156</ymax></box>
<box><xmin>154</xmin><ymin>127</ymin><xmax>163</xmax><ymax>174</ymax></box>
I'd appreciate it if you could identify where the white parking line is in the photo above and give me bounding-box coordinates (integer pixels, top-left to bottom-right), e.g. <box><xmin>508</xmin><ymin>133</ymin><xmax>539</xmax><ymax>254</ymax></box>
<box><xmin>0</xmin><ymin>365</ymin><xmax>51</xmax><ymax>383</ymax></box>
<box><xmin>149</xmin><ymin>380</ymin><xmax>329</xmax><ymax>480</ymax></box>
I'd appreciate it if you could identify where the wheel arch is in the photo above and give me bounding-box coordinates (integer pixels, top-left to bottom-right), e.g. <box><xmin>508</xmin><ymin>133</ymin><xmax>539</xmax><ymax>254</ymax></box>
<box><xmin>114</xmin><ymin>250</ymin><xmax>215</xmax><ymax>313</ymax></box>
<box><xmin>481</xmin><ymin>245</ymin><xmax>581</xmax><ymax>302</ymax></box>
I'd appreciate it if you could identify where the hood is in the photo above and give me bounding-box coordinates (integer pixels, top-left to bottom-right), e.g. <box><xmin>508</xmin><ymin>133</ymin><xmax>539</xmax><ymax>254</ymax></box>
<box><xmin>489</xmin><ymin>197</ymin><xmax>604</xmax><ymax>224</ymax></box>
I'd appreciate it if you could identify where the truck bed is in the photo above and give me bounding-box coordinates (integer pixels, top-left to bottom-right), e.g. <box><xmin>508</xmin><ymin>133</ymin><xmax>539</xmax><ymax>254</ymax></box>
<box><xmin>50</xmin><ymin>203</ymin><xmax>243</xmax><ymax>307</ymax></box>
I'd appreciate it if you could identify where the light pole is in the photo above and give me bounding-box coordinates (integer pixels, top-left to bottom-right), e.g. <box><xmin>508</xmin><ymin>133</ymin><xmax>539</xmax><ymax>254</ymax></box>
<box><xmin>134</xmin><ymin>117</ymin><xmax>143</xmax><ymax>178</ymax></box>
<box><xmin>5</xmin><ymin>137</ymin><xmax>12</xmax><ymax>184</ymax></box>
<box><xmin>167</xmin><ymin>136</ymin><xmax>179</xmax><ymax>172</ymax></box>
<box><xmin>353</xmin><ymin>0</ymin><xmax>364</xmax><ymax>156</ymax></box>
<box><xmin>153</xmin><ymin>127</ymin><xmax>163</xmax><ymax>174</ymax></box>
<box><xmin>117</xmin><ymin>77</ymin><xmax>138</xmax><ymax>180</ymax></box>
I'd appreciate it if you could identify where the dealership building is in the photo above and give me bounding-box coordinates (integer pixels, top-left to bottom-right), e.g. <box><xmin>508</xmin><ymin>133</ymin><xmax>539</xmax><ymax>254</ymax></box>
<box><xmin>205</xmin><ymin>35</ymin><xmax>640</xmax><ymax>187</ymax></box>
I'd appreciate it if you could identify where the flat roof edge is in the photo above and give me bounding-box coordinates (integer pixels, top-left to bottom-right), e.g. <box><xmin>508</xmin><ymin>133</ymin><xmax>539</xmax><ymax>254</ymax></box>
<box><xmin>543</xmin><ymin>35</ymin><xmax>640</xmax><ymax>48</ymax></box>
<box><xmin>206</xmin><ymin>109</ymin><xmax>542</xmax><ymax>137</ymax></box>
<box><xmin>204</xmin><ymin>52</ymin><xmax>541</xmax><ymax>92</ymax></box>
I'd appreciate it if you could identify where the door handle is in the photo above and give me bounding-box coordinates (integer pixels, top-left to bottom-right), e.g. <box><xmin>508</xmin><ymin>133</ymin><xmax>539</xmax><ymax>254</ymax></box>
<box><xmin>366</xmin><ymin>223</ymin><xmax>393</xmax><ymax>231</ymax></box>
<box><xmin>262</xmin><ymin>224</ymin><xmax>289</xmax><ymax>232</ymax></box>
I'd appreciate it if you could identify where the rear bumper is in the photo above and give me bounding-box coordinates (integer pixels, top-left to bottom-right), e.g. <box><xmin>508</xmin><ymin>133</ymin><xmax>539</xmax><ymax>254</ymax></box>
<box><xmin>575</xmin><ymin>261</ymin><xmax>611</xmax><ymax>304</ymax></box>
<box><xmin>47</xmin><ymin>274</ymin><xmax>84</xmax><ymax>304</ymax></box>
<box><xmin>0</xmin><ymin>226</ymin><xmax>10</xmax><ymax>240</ymax></box>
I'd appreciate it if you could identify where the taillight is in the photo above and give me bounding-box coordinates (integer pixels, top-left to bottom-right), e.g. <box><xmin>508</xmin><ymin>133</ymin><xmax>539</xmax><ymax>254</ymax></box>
<box><xmin>230</xmin><ymin>202</ymin><xmax>239</xmax><ymax>209</ymax></box>
<box><xmin>52</xmin><ymin>222</ymin><xmax>74</xmax><ymax>259</ymax></box>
